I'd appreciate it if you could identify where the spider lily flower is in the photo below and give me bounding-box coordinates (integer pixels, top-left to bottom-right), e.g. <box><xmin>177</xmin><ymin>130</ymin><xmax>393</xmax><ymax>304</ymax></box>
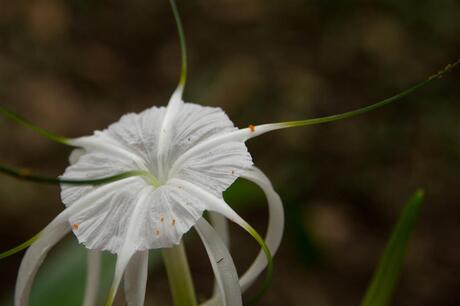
<box><xmin>0</xmin><ymin>0</ymin><xmax>458</xmax><ymax>305</ymax></box>
<box><xmin>9</xmin><ymin>86</ymin><xmax>283</xmax><ymax>306</ymax></box>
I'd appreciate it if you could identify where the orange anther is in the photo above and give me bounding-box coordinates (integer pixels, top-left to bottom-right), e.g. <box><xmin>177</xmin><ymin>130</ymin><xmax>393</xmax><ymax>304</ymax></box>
<box><xmin>72</xmin><ymin>223</ymin><xmax>79</xmax><ymax>230</ymax></box>
<box><xmin>249</xmin><ymin>124</ymin><xmax>256</xmax><ymax>132</ymax></box>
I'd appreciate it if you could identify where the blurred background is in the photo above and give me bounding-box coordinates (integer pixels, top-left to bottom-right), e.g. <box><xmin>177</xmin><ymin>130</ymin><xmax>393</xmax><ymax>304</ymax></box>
<box><xmin>0</xmin><ymin>0</ymin><xmax>459</xmax><ymax>305</ymax></box>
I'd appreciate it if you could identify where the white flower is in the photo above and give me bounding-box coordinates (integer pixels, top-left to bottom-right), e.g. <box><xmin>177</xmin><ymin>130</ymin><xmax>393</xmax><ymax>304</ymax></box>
<box><xmin>14</xmin><ymin>86</ymin><xmax>285</xmax><ymax>306</ymax></box>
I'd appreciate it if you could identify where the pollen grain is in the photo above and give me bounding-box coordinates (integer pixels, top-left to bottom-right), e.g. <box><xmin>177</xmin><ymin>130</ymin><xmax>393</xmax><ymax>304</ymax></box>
<box><xmin>72</xmin><ymin>223</ymin><xmax>79</xmax><ymax>230</ymax></box>
<box><xmin>155</xmin><ymin>229</ymin><xmax>160</xmax><ymax>236</ymax></box>
<box><xmin>172</xmin><ymin>219</ymin><xmax>176</xmax><ymax>226</ymax></box>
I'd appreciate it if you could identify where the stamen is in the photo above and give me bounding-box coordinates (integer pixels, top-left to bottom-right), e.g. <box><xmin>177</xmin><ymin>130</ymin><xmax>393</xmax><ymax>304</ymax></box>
<box><xmin>249</xmin><ymin>124</ymin><xmax>256</xmax><ymax>132</ymax></box>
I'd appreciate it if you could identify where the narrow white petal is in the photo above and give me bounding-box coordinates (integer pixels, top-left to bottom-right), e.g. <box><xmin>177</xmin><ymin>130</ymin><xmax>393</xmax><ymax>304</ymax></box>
<box><xmin>209</xmin><ymin>212</ymin><xmax>230</xmax><ymax>248</ymax></box>
<box><xmin>208</xmin><ymin>212</ymin><xmax>230</xmax><ymax>297</ymax></box>
<box><xmin>82</xmin><ymin>250</ymin><xmax>101</xmax><ymax>306</ymax></box>
<box><xmin>124</xmin><ymin>250</ymin><xmax>149</xmax><ymax>306</ymax></box>
<box><xmin>157</xmin><ymin>87</ymin><xmax>185</xmax><ymax>181</ymax></box>
<box><xmin>107</xmin><ymin>187</ymin><xmax>152</xmax><ymax>305</ymax></box>
<box><xmin>70</xmin><ymin>134</ymin><xmax>148</xmax><ymax>172</ymax></box>
<box><xmin>239</xmin><ymin>166</ymin><xmax>284</xmax><ymax>291</ymax></box>
<box><xmin>15</xmin><ymin>214</ymin><xmax>70</xmax><ymax>306</ymax></box>
<box><xmin>195</xmin><ymin>218</ymin><xmax>242</xmax><ymax>306</ymax></box>
<box><xmin>170</xmin><ymin>178</ymin><xmax>249</xmax><ymax>230</ymax></box>
<box><xmin>169</xmin><ymin>123</ymin><xmax>281</xmax><ymax>178</ymax></box>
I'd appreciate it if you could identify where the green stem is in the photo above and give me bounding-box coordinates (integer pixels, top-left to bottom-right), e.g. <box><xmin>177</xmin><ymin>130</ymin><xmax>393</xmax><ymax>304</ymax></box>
<box><xmin>243</xmin><ymin>224</ymin><xmax>273</xmax><ymax>306</ymax></box>
<box><xmin>0</xmin><ymin>164</ymin><xmax>160</xmax><ymax>186</ymax></box>
<box><xmin>280</xmin><ymin>58</ymin><xmax>460</xmax><ymax>129</ymax></box>
<box><xmin>0</xmin><ymin>106</ymin><xmax>71</xmax><ymax>146</ymax></box>
<box><xmin>162</xmin><ymin>241</ymin><xmax>197</xmax><ymax>306</ymax></box>
<box><xmin>0</xmin><ymin>232</ymin><xmax>41</xmax><ymax>260</ymax></box>
<box><xmin>169</xmin><ymin>0</ymin><xmax>188</xmax><ymax>88</ymax></box>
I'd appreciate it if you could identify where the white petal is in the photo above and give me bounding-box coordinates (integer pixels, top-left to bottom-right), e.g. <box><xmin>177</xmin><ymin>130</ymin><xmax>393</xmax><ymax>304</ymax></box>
<box><xmin>173</xmin><ymin>141</ymin><xmax>252</xmax><ymax>196</ymax></box>
<box><xmin>64</xmin><ymin>178</ymin><xmax>147</xmax><ymax>252</ymax></box>
<box><xmin>124</xmin><ymin>251</ymin><xmax>149</xmax><ymax>306</ymax></box>
<box><xmin>15</xmin><ymin>213</ymin><xmax>70</xmax><ymax>306</ymax></box>
<box><xmin>107</xmin><ymin>187</ymin><xmax>152</xmax><ymax>305</ymax></box>
<box><xmin>169</xmin><ymin>124</ymin><xmax>281</xmax><ymax>178</ymax></box>
<box><xmin>60</xmin><ymin>149</ymin><xmax>144</xmax><ymax>207</ymax></box>
<box><xmin>239</xmin><ymin>166</ymin><xmax>284</xmax><ymax>291</ymax></box>
<box><xmin>15</xmin><ymin>179</ymin><xmax>132</xmax><ymax>306</ymax></box>
<box><xmin>170</xmin><ymin>179</ymin><xmax>249</xmax><ymax>230</ymax></box>
<box><xmin>209</xmin><ymin>212</ymin><xmax>230</xmax><ymax>248</ymax></box>
<box><xmin>82</xmin><ymin>250</ymin><xmax>101</xmax><ymax>306</ymax></box>
<box><xmin>209</xmin><ymin>212</ymin><xmax>230</xmax><ymax>298</ymax></box>
<box><xmin>195</xmin><ymin>218</ymin><xmax>242</xmax><ymax>306</ymax></box>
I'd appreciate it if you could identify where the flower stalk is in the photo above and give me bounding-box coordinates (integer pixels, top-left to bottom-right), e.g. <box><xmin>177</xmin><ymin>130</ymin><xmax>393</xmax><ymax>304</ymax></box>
<box><xmin>162</xmin><ymin>241</ymin><xmax>198</xmax><ymax>306</ymax></box>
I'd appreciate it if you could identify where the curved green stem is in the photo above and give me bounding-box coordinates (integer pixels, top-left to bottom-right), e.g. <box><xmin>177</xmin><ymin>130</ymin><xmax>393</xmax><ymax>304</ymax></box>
<box><xmin>169</xmin><ymin>0</ymin><xmax>188</xmax><ymax>89</ymax></box>
<box><xmin>0</xmin><ymin>106</ymin><xmax>71</xmax><ymax>146</ymax></box>
<box><xmin>277</xmin><ymin>58</ymin><xmax>460</xmax><ymax>129</ymax></box>
<box><xmin>0</xmin><ymin>232</ymin><xmax>41</xmax><ymax>260</ymax></box>
<box><xmin>243</xmin><ymin>224</ymin><xmax>273</xmax><ymax>306</ymax></box>
<box><xmin>0</xmin><ymin>164</ymin><xmax>159</xmax><ymax>186</ymax></box>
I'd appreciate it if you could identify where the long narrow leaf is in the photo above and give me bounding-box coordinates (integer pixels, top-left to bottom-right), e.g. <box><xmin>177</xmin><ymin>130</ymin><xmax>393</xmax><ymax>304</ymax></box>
<box><xmin>360</xmin><ymin>189</ymin><xmax>425</xmax><ymax>306</ymax></box>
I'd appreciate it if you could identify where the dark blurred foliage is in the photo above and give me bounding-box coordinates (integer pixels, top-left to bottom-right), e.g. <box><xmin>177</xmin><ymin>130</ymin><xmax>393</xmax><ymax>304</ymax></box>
<box><xmin>0</xmin><ymin>0</ymin><xmax>459</xmax><ymax>305</ymax></box>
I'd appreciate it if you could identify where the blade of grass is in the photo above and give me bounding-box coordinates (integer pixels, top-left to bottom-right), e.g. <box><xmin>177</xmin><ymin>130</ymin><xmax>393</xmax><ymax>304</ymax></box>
<box><xmin>360</xmin><ymin>189</ymin><xmax>425</xmax><ymax>306</ymax></box>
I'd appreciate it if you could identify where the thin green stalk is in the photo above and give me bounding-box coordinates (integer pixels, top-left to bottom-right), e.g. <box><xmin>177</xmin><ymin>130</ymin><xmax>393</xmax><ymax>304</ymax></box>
<box><xmin>243</xmin><ymin>224</ymin><xmax>273</xmax><ymax>306</ymax></box>
<box><xmin>280</xmin><ymin>58</ymin><xmax>460</xmax><ymax>128</ymax></box>
<box><xmin>0</xmin><ymin>106</ymin><xmax>71</xmax><ymax>146</ymax></box>
<box><xmin>0</xmin><ymin>232</ymin><xmax>41</xmax><ymax>260</ymax></box>
<box><xmin>0</xmin><ymin>164</ymin><xmax>160</xmax><ymax>186</ymax></box>
<box><xmin>169</xmin><ymin>0</ymin><xmax>188</xmax><ymax>88</ymax></box>
<box><xmin>162</xmin><ymin>242</ymin><xmax>197</xmax><ymax>306</ymax></box>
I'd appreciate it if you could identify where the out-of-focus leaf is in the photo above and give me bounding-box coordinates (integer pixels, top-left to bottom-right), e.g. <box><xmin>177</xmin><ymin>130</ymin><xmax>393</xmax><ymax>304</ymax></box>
<box><xmin>224</xmin><ymin>178</ymin><xmax>265</xmax><ymax>211</ymax></box>
<box><xmin>1</xmin><ymin>237</ymin><xmax>160</xmax><ymax>306</ymax></box>
<box><xmin>360</xmin><ymin>189</ymin><xmax>425</xmax><ymax>306</ymax></box>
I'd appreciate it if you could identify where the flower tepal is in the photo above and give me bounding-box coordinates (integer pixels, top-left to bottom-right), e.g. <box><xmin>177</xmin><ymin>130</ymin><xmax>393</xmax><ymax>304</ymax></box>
<box><xmin>62</xmin><ymin>90</ymin><xmax>253</xmax><ymax>254</ymax></box>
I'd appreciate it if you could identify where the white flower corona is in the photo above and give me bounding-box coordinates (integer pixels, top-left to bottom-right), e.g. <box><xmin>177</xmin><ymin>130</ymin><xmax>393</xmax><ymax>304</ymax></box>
<box><xmin>62</xmin><ymin>89</ymin><xmax>252</xmax><ymax>253</ymax></box>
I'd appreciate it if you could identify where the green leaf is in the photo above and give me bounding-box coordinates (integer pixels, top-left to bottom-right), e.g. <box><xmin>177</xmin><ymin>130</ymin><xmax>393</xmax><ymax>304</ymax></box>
<box><xmin>360</xmin><ymin>189</ymin><xmax>425</xmax><ymax>306</ymax></box>
<box><xmin>1</xmin><ymin>238</ymin><xmax>160</xmax><ymax>306</ymax></box>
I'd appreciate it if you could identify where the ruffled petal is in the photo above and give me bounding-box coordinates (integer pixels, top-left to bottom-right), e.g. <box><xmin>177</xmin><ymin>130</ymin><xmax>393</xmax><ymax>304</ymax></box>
<box><xmin>64</xmin><ymin>178</ymin><xmax>146</xmax><ymax>252</ymax></box>
<box><xmin>15</xmin><ymin>179</ymin><xmax>132</xmax><ymax>306</ymax></box>
<box><xmin>195</xmin><ymin>218</ymin><xmax>241</xmax><ymax>306</ymax></box>
<box><xmin>82</xmin><ymin>250</ymin><xmax>101</xmax><ymax>306</ymax></box>
<box><xmin>124</xmin><ymin>251</ymin><xmax>149</xmax><ymax>306</ymax></box>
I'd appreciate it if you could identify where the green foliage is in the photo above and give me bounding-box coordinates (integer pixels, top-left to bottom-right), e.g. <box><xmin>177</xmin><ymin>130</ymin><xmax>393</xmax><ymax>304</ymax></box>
<box><xmin>360</xmin><ymin>189</ymin><xmax>425</xmax><ymax>306</ymax></box>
